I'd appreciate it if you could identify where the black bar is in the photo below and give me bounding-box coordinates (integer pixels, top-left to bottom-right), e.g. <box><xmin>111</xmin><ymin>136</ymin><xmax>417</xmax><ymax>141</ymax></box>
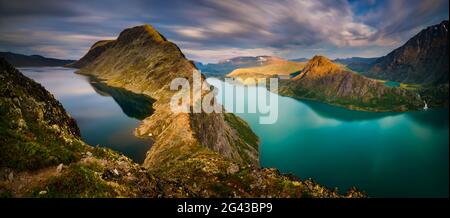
<box><xmin>1</xmin><ymin>198</ymin><xmax>448</xmax><ymax>217</ymax></box>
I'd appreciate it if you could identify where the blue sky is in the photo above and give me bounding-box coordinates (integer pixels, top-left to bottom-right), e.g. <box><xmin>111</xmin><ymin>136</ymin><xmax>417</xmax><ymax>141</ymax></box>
<box><xmin>0</xmin><ymin>0</ymin><xmax>448</xmax><ymax>63</ymax></box>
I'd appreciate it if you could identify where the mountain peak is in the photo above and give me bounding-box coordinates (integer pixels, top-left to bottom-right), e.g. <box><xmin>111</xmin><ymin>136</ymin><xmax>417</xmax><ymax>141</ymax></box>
<box><xmin>308</xmin><ymin>55</ymin><xmax>334</xmax><ymax>65</ymax></box>
<box><xmin>291</xmin><ymin>55</ymin><xmax>342</xmax><ymax>80</ymax></box>
<box><xmin>142</xmin><ymin>24</ymin><xmax>167</xmax><ymax>42</ymax></box>
<box><xmin>116</xmin><ymin>24</ymin><xmax>167</xmax><ymax>45</ymax></box>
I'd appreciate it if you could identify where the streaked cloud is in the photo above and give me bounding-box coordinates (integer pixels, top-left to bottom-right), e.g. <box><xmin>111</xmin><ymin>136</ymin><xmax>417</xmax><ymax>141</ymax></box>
<box><xmin>0</xmin><ymin>0</ymin><xmax>448</xmax><ymax>62</ymax></box>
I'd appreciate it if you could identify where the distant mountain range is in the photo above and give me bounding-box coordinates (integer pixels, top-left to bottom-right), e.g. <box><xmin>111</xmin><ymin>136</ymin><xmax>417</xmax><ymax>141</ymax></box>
<box><xmin>227</xmin><ymin>57</ymin><xmax>305</xmax><ymax>84</ymax></box>
<box><xmin>0</xmin><ymin>52</ymin><xmax>74</xmax><ymax>67</ymax></box>
<box><xmin>289</xmin><ymin>57</ymin><xmax>309</xmax><ymax>62</ymax></box>
<box><xmin>334</xmin><ymin>57</ymin><xmax>379</xmax><ymax>65</ymax></box>
<box><xmin>362</xmin><ymin>20</ymin><xmax>449</xmax><ymax>84</ymax></box>
<box><xmin>195</xmin><ymin>56</ymin><xmax>283</xmax><ymax>77</ymax></box>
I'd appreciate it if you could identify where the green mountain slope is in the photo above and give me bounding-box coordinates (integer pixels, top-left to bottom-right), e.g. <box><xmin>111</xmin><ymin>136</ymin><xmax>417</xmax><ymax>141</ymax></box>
<box><xmin>279</xmin><ymin>56</ymin><xmax>423</xmax><ymax>111</ymax></box>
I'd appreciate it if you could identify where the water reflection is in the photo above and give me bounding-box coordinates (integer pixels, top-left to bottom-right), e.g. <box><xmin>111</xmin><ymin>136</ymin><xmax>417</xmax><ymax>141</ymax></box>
<box><xmin>406</xmin><ymin>109</ymin><xmax>449</xmax><ymax>128</ymax></box>
<box><xmin>21</xmin><ymin>67</ymin><xmax>154</xmax><ymax>163</ymax></box>
<box><xmin>88</xmin><ymin>78</ymin><xmax>155</xmax><ymax>120</ymax></box>
<box><xmin>299</xmin><ymin>99</ymin><xmax>401</xmax><ymax>122</ymax></box>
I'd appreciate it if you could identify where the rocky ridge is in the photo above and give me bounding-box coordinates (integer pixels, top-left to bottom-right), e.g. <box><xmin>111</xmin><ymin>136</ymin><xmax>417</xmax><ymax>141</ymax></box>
<box><xmin>364</xmin><ymin>20</ymin><xmax>449</xmax><ymax>84</ymax></box>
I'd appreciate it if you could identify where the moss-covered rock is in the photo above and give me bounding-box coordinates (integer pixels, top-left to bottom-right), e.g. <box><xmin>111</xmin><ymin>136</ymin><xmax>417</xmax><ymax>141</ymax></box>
<box><xmin>0</xmin><ymin>58</ymin><xmax>86</xmax><ymax>170</ymax></box>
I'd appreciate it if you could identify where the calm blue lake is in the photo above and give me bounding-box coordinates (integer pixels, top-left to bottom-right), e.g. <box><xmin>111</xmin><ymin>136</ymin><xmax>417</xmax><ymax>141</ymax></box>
<box><xmin>20</xmin><ymin>67</ymin><xmax>153</xmax><ymax>163</ymax></box>
<box><xmin>207</xmin><ymin>77</ymin><xmax>449</xmax><ymax>197</ymax></box>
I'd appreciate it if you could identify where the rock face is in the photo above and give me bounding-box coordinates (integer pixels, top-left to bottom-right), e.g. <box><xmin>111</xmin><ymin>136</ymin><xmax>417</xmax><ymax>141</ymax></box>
<box><xmin>0</xmin><ymin>57</ymin><xmax>84</xmax><ymax>170</ymax></box>
<box><xmin>279</xmin><ymin>56</ymin><xmax>423</xmax><ymax>111</ymax></box>
<box><xmin>364</xmin><ymin>20</ymin><xmax>449</xmax><ymax>84</ymax></box>
<box><xmin>0</xmin><ymin>52</ymin><xmax>75</xmax><ymax>67</ymax></box>
<box><xmin>71</xmin><ymin>24</ymin><xmax>259</xmax><ymax>168</ymax></box>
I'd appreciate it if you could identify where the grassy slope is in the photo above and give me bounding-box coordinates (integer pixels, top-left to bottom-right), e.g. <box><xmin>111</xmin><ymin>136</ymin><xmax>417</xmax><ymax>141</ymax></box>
<box><xmin>278</xmin><ymin>56</ymin><xmax>424</xmax><ymax>112</ymax></box>
<box><xmin>0</xmin><ymin>58</ymin><xmax>86</xmax><ymax>170</ymax></box>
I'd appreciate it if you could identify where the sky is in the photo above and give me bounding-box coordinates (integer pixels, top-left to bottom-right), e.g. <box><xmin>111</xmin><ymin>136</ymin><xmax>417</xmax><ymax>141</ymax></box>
<box><xmin>0</xmin><ymin>0</ymin><xmax>448</xmax><ymax>63</ymax></box>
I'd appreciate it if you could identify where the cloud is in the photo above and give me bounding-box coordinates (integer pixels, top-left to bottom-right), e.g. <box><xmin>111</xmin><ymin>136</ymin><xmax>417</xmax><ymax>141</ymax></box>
<box><xmin>182</xmin><ymin>47</ymin><xmax>277</xmax><ymax>63</ymax></box>
<box><xmin>0</xmin><ymin>28</ymin><xmax>114</xmax><ymax>59</ymax></box>
<box><xmin>0</xmin><ymin>0</ymin><xmax>448</xmax><ymax>62</ymax></box>
<box><xmin>354</xmin><ymin>0</ymin><xmax>449</xmax><ymax>42</ymax></box>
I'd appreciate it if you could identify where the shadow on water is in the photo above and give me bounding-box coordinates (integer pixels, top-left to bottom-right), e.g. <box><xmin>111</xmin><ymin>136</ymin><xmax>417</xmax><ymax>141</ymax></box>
<box><xmin>406</xmin><ymin>108</ymin><xmax>449</xmax><ymax>128</ymax></box>
<box><xmin>88</xmin><ymin>78</ymin><xmax>155</xmax><ymax>120</ymax></box>
<box><xmin>298</xmin><ymin>98</ymin><xmax>401</xmax><ymax>122</ymax></box>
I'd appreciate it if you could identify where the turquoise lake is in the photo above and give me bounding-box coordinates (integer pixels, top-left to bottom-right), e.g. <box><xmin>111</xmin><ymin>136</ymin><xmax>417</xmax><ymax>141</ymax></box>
<box><xmin>19</xmin><ymin>67</ymin><xmax>449</xmax><ymax>197</ymax></box>
<box><xmin>20</xmin><ymin>67</ymin><xmax>153</xmax><ymax>163</ymax></box>
<box><xmin>207</xmin><ymin>77</ymin><xmax>449</xmax><ymax>198</ymax></box>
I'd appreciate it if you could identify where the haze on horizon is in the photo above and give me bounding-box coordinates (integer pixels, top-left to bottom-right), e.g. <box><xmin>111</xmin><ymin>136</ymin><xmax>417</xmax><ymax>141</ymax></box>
<box><xmin>0</xmin><ymin>0</ymin><xmax>448</xmax><ymax>63</ymax></box>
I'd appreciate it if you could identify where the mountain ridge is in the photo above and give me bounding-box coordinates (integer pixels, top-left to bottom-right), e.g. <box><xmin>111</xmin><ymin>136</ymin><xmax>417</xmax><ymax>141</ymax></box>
<box><xmin>196</xmin><ymin>55</ymin><xmax>284</xmax><ymax>77</ymax></box>
<box><xmin>0</xmin><ymin>52</ymin><xmax>75</xmax><ymax>67</ymax></box>
<box><xmin>363</xmin><ymin>20</ymin><xmax>449</xmax><ymax>84</ymax></box>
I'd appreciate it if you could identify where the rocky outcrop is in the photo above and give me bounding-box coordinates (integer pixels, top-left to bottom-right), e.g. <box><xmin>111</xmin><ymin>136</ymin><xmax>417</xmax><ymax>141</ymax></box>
<box><xmin>72</xmin><ymin>24</ymin><xmax>259</xmax><ymax>168</ymax></box>
<box><xmin>279</xmin><ymin>56</ymin><xmax>423</xmax><ymax>111</ymax></box>
<box><xmin>364</xmin><ymin>20</ymin><xmax>449</xmax><ymax>85</ymax></box>
<box><xmin>0</xmin><ymin>57</ymin><xmax>84</xmax><ymax>170</ymax></box>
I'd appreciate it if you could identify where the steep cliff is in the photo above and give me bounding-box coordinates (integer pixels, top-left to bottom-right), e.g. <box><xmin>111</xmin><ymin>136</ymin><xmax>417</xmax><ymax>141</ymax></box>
<box><xmin>364</xmin><ymin>20</ymin><xmax>449</xmax><ymax>84</ymax></box>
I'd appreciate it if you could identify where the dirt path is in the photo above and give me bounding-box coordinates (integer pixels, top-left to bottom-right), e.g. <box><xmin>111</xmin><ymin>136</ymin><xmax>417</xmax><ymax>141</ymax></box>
<box><xmin>1</xmin><ymin>165</ymin><xmax>61</xmax><ymax>197</ymax></box>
